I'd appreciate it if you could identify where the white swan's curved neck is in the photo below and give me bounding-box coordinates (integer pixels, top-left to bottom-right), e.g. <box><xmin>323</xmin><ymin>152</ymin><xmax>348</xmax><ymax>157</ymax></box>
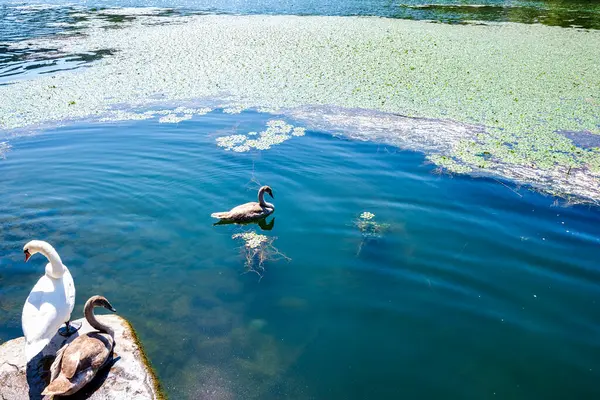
<box><xmin>39</xmin><ymin>244</ymin><xmax>65</xmax><ymax>278</ymax></box>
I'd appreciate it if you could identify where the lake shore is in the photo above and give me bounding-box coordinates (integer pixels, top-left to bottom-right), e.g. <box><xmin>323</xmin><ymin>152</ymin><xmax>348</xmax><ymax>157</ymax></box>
<box><xmin>0</xmin><ymin>314</ymin><xmax>164</xmax><ymax>399</ymax></box>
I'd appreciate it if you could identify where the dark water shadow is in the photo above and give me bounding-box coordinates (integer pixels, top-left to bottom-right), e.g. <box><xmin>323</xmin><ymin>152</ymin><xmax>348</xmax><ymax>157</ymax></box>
<box><xmin>213</xmin><ymin>216</ymin><xmax>275</xmax><ymax>231</ymax></box>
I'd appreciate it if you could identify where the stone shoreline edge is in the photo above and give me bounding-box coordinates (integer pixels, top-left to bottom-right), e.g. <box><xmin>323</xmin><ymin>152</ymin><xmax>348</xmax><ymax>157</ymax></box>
<box><xmin>0</xmin><ymin>314</ymin><xmax>167</xmax><ymax>399</ymax></box>
<box><xmin>122</xmin><ymin>317</ymin><xmax>167</xmax><ymax>400</ymax></box>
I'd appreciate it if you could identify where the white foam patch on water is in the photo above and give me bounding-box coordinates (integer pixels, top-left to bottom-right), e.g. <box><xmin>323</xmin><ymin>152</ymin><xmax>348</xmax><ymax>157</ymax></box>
<box><xmin>0</xmin><ymin>11</ymin><xmax>599</xmax><ymax>201</ymax></box>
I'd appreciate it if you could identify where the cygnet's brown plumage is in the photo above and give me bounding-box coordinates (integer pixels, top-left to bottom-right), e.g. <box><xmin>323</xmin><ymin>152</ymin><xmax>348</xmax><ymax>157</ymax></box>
<box><xmin>42</xmin><ymin>296</ymin><xmax>117</xmax><ymax>397</ymax></box>
<box><xmin>211</xmin><ymin>185</ymin><xmax>275</xmax><ymax>222</ymax></box>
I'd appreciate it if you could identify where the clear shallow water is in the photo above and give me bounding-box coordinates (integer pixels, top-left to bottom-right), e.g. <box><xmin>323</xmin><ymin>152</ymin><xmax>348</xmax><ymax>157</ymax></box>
<box><xmin>1</xmin><ymin>110</ymin><xmax>600</xmax><ymax>399</ymax></box>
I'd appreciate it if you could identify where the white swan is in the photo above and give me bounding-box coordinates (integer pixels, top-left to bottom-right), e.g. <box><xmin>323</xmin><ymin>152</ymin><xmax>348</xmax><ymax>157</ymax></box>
<box><xmin>21</xmin><ymin>240</ymin><xmax>78</xmax><ymax>361</ymax></box>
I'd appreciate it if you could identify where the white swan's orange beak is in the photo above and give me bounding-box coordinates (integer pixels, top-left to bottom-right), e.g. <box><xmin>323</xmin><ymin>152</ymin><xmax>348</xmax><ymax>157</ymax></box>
<box><xmin>24</xmin><ymin>249</ymin><xmax>31</xmax><ymax>262</ymax></box>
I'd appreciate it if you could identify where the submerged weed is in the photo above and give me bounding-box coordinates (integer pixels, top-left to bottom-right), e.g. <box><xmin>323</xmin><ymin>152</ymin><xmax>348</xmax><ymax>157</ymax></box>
<box><xmin>354</xmin><ymin>211</ymin><xmax>390</xmax><ymax>256</ymax></box>
<box><xmin>232</xmin><ymin>231</ymin><xmax>290</xmax><ymax>279</ymax></box>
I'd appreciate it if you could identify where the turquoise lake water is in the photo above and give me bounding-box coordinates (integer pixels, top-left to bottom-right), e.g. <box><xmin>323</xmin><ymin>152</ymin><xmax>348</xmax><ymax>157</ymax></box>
<box><xmin>1</xmin><ymin>110</ymin><xmax>599</xmax><ymax>398</ymax></box>
<box><xmin>1</xmin><ymin>0</ymin><xmax>600</xmax><ymax>399</ymax></box>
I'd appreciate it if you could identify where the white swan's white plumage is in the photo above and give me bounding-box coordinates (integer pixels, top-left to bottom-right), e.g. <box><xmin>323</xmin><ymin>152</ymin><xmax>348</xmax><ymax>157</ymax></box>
<box><xmin>21</xmin><ymin>240</ymin><xmax>75</xmax><ymax>361</ymax></box>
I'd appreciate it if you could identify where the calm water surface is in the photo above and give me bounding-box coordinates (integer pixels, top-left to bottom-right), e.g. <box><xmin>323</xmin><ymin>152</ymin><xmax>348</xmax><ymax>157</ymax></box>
<box><xmin>0</xmin><ymin>110</ymin><xmax>599</xmax><ymax>399</ymax></box>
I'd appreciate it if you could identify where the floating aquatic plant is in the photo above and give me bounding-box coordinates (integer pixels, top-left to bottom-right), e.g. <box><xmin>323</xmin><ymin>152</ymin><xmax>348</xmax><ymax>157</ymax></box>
<box><xmin>234</xmin><ymin>231</ymin><xmax>268</xmax><ymax>249</ymax></box>
<box><xmin>354</xmin><ymin>211</ymin><xmax>390</xmax><ymax>255</ymax></box>
<box><xmin>427</xmin><ymin>154</ymin><xmax>473</xmax><ymax>174</ymax></box>
<box><xmin>172</xmin><ymin>106</ymin><xmax>212</xmax><ymax>115</ymax></box>
<box><xmin>159</xmin><ymin>113</ymin><xmax>192</xmax><ymax>124</ymax></box>
<box><xmin>216</xmin><ymin>119</ymin><xmax>306</xmax><ymax>152</ymax></box>
<box><xmin>232</xmin><ymin>231</ymin><xmax>290</xmax><ymax>279</ymax></box>
<box><xmin>99</xmin><ymin>110</ymin><xmax>154</xmax><ymax>122</ymax></box>
<box><xmin>98</xmin><ymin>107</ymin><xmax>213</xmax><ymax>123</ymax></box>
<box><xmin>291</xmin><ymin>127</ymin><xmax>306</xmax><ymax>137</ymax></box>
<box><xmin>256</xmin><ymin>106</ymin><xmax>281</xmax><ymax>114</ymax></box>
<box><xmin>216</xmin><ymin>134</ymin><xmax>247</xmax><ymax>149</ymax></box>
<box><xmin>223</xmin><ymin>106</ymin><xmax>244</xmax><ymax>114</ymax></box>
<box><xmin>359</xmin><ymin>211</ymin><xmax>375</xmax><ymax>220</ymax></box>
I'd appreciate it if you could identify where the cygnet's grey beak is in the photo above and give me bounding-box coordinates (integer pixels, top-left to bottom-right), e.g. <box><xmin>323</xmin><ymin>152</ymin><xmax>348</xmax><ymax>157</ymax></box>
<box><xmin>109</xmin><ymin>306</ymin><xmax>117</xmax><ymax>313</ymax></box>
<box><xmin>269</xmin><ymin>191</ymin><xmax>274</xmax><ymax>199</ymax></box>
<box><xmin>24</xmin><ymin>250</ymin><xmax>31</xmax><ymax>262</ymax></box>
